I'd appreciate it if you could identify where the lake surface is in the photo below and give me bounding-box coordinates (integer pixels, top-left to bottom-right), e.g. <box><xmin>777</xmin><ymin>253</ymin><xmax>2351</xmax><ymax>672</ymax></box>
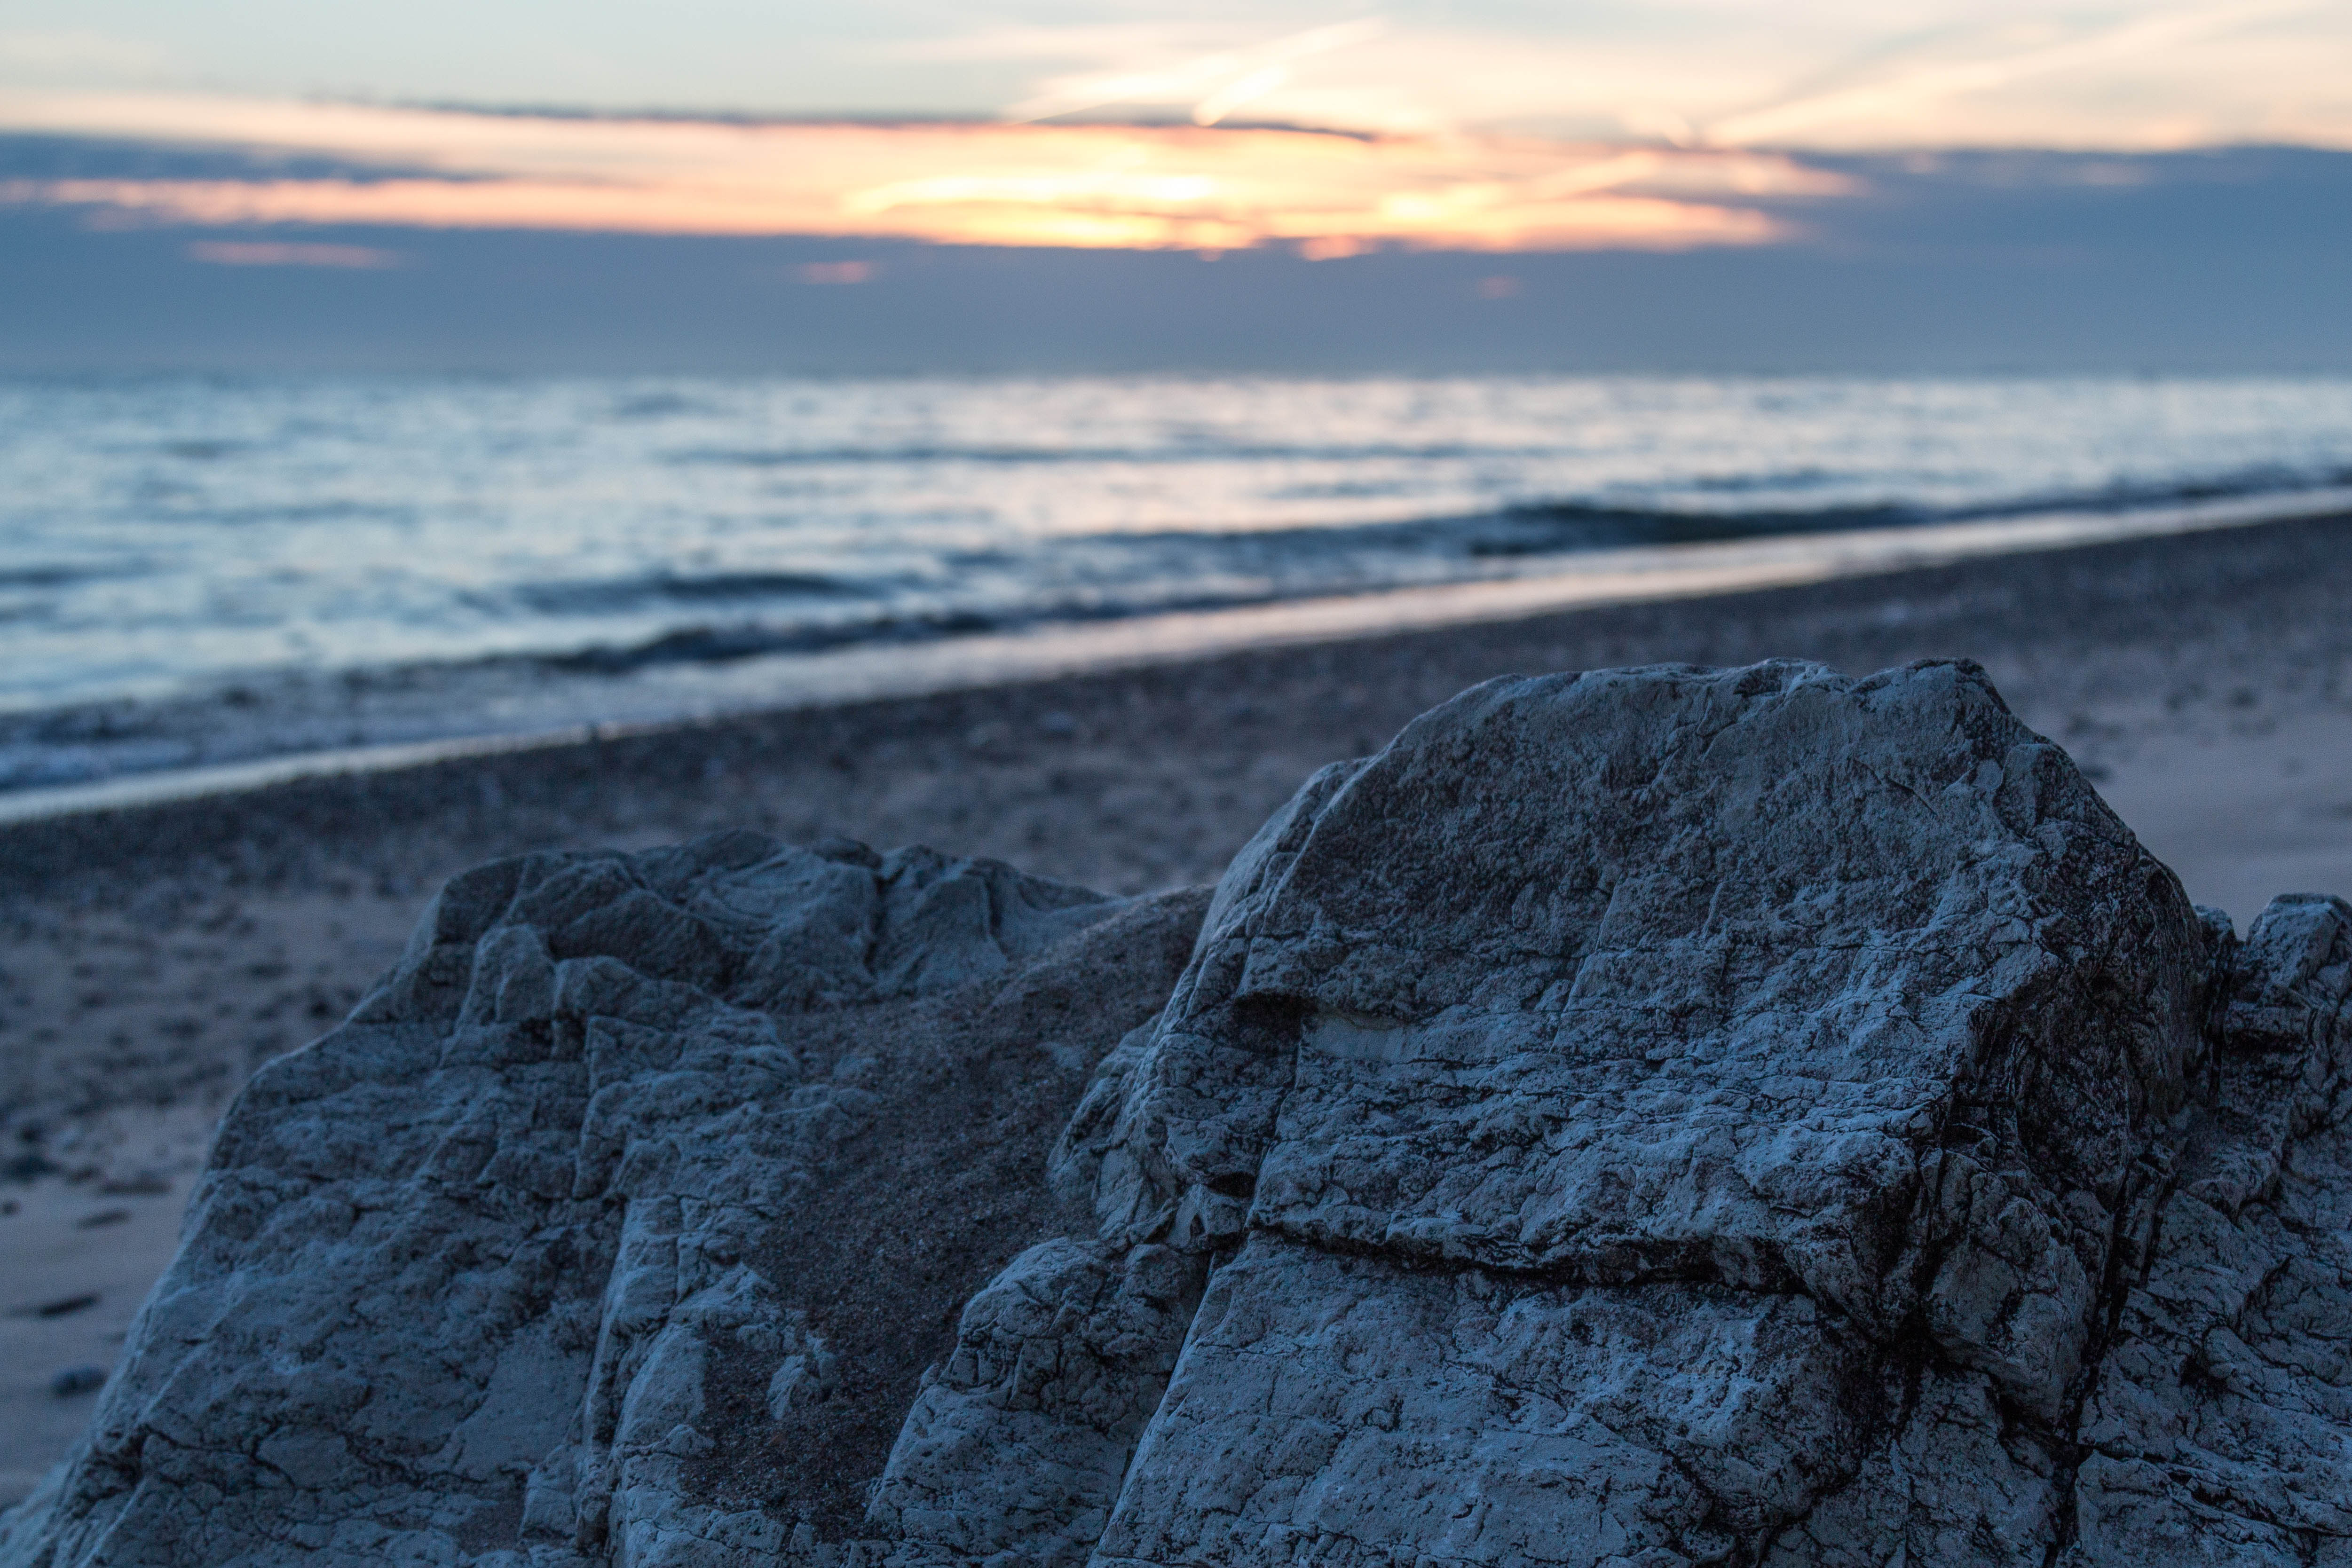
<box><xmin>4</xmin><ymin>373</ymin><xmax>2349</xmax><ymax>791</ymax></box>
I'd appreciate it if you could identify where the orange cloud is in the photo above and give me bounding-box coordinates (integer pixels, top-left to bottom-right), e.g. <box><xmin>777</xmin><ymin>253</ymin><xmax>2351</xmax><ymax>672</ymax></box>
<box><xmin>0</xmin><ymin>93</ymin><xmax>1847</xmax><ymax>253</ymax></box>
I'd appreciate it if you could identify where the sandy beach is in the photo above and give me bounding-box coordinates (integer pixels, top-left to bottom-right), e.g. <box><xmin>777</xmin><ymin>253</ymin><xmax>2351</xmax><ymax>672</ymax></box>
<box><xmin>4</xmin><ymin>509</ymin><xmax>2352</xmax><ymax>1506</ymax></box>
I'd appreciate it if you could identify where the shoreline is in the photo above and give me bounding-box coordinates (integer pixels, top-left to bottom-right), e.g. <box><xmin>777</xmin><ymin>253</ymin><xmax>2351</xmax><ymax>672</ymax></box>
<box><xmin>6</xmin><ymin>507</ymin><xmax>2352</xmax><ymax>901</ymax></box>
<box><xmin>5</xmin><ymin>486</ymin><xmax>2348</xmax><ymax>828</ymax></box>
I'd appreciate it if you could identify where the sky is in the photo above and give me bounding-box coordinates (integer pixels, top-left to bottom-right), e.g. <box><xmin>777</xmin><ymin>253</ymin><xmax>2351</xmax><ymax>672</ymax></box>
<box><xmin>6</xmin><ymin>0</ymin><xmax>2350</xmax><ymax>147</ymax></box>
<box><xmin>1</xmin><ymin>2</ymin><xmax>2348</xmax><ymax>372</ymax></box>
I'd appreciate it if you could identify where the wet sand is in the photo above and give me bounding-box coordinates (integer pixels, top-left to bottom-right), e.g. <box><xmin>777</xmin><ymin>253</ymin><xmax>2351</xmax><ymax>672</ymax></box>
<box><xmin>4</xmin><ymin>511</ymin><xmax>2352</xmax><ymax>1504</ymax></box>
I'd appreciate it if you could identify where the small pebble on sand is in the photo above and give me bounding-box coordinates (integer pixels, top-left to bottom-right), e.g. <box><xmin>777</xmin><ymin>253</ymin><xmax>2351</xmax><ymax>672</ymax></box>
<box><xmin>50</xmin><ymin>1366</ymin><xmax>107</xmax><ymax>1398</ymax></box>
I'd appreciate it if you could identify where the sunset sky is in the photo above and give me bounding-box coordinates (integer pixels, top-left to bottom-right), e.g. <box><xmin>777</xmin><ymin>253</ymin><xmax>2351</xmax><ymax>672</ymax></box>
<box><xmin>1</xmin><ymin>2</ymin><xmax>2347</xmax><ymax>370</ymax></box>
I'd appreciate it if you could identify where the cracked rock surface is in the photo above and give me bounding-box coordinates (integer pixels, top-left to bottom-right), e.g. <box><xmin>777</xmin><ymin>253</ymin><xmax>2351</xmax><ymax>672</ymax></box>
<box><xmin>7</xmin><ymin>658</ymin><xmax>2351</xmax><ymax>1567</ymax></box>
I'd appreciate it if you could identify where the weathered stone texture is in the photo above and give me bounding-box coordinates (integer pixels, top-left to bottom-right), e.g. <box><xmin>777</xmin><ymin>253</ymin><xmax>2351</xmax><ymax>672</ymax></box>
<box><xmin>0</xmin><ymin>834</ymin><xmax>1205</xmax><ymax>1568</ymax></box>
<box><xmin>2063</xmin><ymin>892</ymin><xmax>2352</xmax><ymax>1568</ymax></box>
<box><xmin>8</xmin><ymin>658</ymin><xmax>2352</xmax><ymax>1568</ymax></box>
<box><xmin>1068</xmin><ymin>659</ymin><xmax>2214</xmax><ymax>1565</ymax></box>
<box><xmin>1092</xmin><ymin>1235</ymin><xmax>1881</xmax><ymax>1568</ymax></box>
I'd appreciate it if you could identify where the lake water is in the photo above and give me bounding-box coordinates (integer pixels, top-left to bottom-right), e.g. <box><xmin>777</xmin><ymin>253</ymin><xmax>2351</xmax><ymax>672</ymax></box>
<box><xmin>4</xmin><ymin>373</ymin><xmax>2350</xmax><ymax>794</ymax></box>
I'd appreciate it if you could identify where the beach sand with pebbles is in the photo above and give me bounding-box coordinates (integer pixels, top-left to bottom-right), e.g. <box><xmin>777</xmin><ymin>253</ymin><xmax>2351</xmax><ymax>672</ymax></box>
<box><xmin>3</xmin><ymin>510</ymin><xmax>2351</xmax><ymax>1506</ymax></box>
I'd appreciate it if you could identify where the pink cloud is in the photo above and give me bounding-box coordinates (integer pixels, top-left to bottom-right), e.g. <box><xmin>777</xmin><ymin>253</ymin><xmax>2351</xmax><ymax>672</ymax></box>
<box><xmin>798</xmin><ymin>260</ymin><xmax>875</xmax><ymax>284</ymax></box>
<box><xmin>185</xmin><ymin>239</ymin><xmax>400</xmax><ymax>268</ymax></box>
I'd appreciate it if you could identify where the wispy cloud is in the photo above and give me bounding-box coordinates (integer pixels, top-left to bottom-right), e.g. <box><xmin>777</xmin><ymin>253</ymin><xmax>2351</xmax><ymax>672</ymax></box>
<box><xmin>0</xmin><ymin>94</ymin><xmax>1844</xmax><ymax>253</ymax></box>
<box><xmin>1002</xmin><ymin>18</ymin><xmax>1389</xmax><ymax>127</ymax></box>
<box><xmin>911</xmin><ymin>4</ymin><xmax>2352</xmax><ymax>149</ymax></box>
<box><xmin>1698</xmin><ymin>0</ymin><xmax>2323</xmax><ymax>147</ymax></box>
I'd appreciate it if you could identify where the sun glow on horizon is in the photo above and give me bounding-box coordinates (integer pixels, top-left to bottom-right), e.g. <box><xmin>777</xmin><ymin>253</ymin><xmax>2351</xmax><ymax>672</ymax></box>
<box><xmin>0</xmin><ymin>93</ymin><xmax>1844</xmax><ymax>253</ymax></box>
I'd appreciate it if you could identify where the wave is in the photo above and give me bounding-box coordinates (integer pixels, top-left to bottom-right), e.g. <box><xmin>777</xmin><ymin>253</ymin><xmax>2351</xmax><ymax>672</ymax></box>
<box><xmin>515</xmin><ymin>570</ymin><xmax>869</xmax><ymax>615</ymax></box>
<box><xmin>1945</xmin><ymin>465</ymin><xmax>2352</xmax><ymax>520</ymax></box>
<box><xmin>158</xmin><ymin>439</ymin><xmax>248</xmax><ymax>462</ymax></box>
<box><xmin>1049</xmin><ymin>465</ymin><xmax>2352</xmax><ymax>565</ymax></box>
<box><xmin>0</xmin><ymin>563</ymin><xmax>119</xmax><ymax>590</ymax></box>
<box><xmin>665</xmin><ymin>440</ymin><xmax>1560</xmax><ymax>468</ymax></box>
<box><xmin>532</xmin><ymin>472</ymin><xmax>2352</xmax><ymax>676</ymax></box>
<box><xmin>541</xmin><ymin>610</ymin><xmax>1006</xmax><ymax>673</ymax></box>
<box><xmin>179</xmin><ymin>500</ymin><xmax>416</xmax><ymax>526</ymax></box>
<box><xmin>608</xmin><ymin>392</ymin><xmax>716</xmax><ymax>420</ymax></box>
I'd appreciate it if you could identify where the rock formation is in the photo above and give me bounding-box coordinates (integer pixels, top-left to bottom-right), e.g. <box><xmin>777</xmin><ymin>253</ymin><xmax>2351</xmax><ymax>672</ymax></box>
<box><xmin>4</xmin><ymin>658</ymin><xmax>2348</xmax><ymax>1567</ymax></box>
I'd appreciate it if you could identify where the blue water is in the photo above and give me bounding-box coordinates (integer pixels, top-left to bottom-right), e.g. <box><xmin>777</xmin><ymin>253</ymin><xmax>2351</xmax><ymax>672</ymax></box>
<box><xmin>3</xmin><ymin>373</ymin><xmax>2350</xmax><ymax>787</ymax></box>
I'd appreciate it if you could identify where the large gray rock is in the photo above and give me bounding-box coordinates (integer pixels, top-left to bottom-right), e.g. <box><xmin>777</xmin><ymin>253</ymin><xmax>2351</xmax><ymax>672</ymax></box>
<box><xmin>1066</xmin><ymin>657</ymin><xmax>2210</xmax><ymax>1566</ymax></box>
<box><xmin>8</xmin><ymin>658</ymin><xmax>2351</xmax><ymax>1568</ymax></box>
<box><xmin>0</xmin><ymin>833</ymin><xmax>1208</xmax><ymax>1567</ymax></box>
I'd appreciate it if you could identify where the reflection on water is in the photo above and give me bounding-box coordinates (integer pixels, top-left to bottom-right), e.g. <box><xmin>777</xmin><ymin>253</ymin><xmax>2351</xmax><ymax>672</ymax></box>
<box><xmin>0</xmin><ymin>371</ymin><xmax>2347</xmax><ymax>728</ymax></box>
